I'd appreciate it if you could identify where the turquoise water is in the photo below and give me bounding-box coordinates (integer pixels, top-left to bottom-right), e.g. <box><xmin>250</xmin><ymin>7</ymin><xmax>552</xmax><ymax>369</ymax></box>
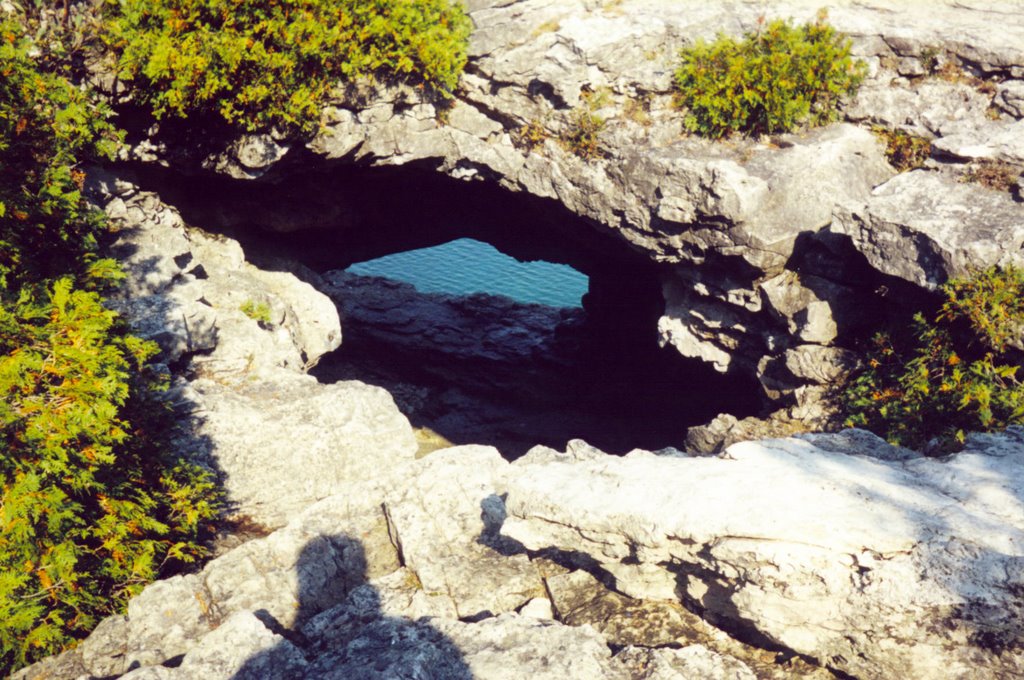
<box><xmin>346</xmin><ymin>238</ymin><xmax>589</xmax><ymax>308</ymax></box>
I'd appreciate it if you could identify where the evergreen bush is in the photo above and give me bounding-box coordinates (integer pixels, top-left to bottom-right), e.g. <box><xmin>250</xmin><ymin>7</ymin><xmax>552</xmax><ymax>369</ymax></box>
<box><xmin>104</xmin><ymin>0</ymin><xmax>473</xmax><ymax>133</ymax></box>
<box><xmin>0</xmin><ymin>279</ymin><xmax>220</xmax><ymax>671</ymax></box>
<box><xmin>843</xmin><ymin>266</ymin><xmax>1024</xmax><ymax>452</ymax></box>
<box><xmin>674</xmin><ymin>14</ymin><xmax>866</xmax><ymax>138</ymax></box>
<box><xmin>0</xmin><ymin>16</ymin><xmax>121</xmax><ymax>290</ymax></box>
<box><xmin>1</xmin><ymin>18</ymin><xmax>221</xmax><ymax>673</ymax></box>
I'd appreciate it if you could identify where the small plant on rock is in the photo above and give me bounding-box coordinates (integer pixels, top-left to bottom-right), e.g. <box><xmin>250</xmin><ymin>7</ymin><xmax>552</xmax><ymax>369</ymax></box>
<box><xmin>843</xmin><ymin>266</ymin><xmax>1024</xmax><ymax>452</ymax></box>
<box><xmin>559</xmin><ymin>108</ymin><xmax>606</xmax><ymax>160</ymax></box>
<box><xmin>516</xmin><ymin>119</ymin><xmax>549</xmax><ymax>151</ymax></box>
<box><xmin>960</xmin><ymin>160</ymin><xmax>1021</xmax><ymax>194</ymax></box>
<box><xmin>674</xmin><ymin>13</ymin><xmax>866</xmax><ymax>138</ymax></box>
<box><xmin>240</xmin><ymin>300</ymin><xmax>273</xmax><ymax>326</ymax></box>
<box><xmin>872</xmin><ymin>127</ymin><xmax>931</xmax><ymax>172</ymax></box>
<box><xmin>623</xmin><ymin>94</ymin><xmax>653</xmax><ymax>126</ymax></box>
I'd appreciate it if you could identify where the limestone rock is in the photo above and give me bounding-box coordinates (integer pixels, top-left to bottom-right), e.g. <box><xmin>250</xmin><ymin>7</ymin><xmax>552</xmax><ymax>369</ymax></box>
<box><xmin>121</xmin><ymin>612</ymin><xmax>309</xmax><ymax>680</ymax></box>
<box><xmin>932</xmin><ymin>117</ymin><xmax>1024</xmax><ymax>164</ymax></box>
<box><xmin>845</xmin><ymin>77</ymin><xmax>992</xmax><ymax>137</ymax></box>
<box><xmin>996</xmin><ymin>79</ymin><xmax>1024</xmax><ymax>118</ymax></box>
<box><xmin>189</xmin><ymin>377</ymin><xmax>418</xmax><ymax>528</ymax></box>
<box><xmin>204</xmin><ymin>133</ymin><xmax>292</xmax><ymax>180</ymax></box>
<box><xmin>685</xmin><ymin>410</ymin><xmax>818</xmax><ymax>455</ymax></box>
<box><xmin>105</xmin><ymin>192</ymin><xmax>192</xmax><ymax>297</ymax></box>
<box><xmin>614</xmin><ymin>646</ymin><xmax>756</xmax><ymax>680</ymax></box>
<box><xmin>518</xmin><ymin>597</ymin><xmax>555</xmax><ymax>619</ymax></box>
<box><xmin>432</xmin><ymin>614</ymin><xmax>629</xmax><ymax>680</ymax></box>
<box><xmin>501</xmin><ymin>431</ymin><xmax>1024</xmax><ymax>678</ymax></box>
<box><xmin>182</xmin><ymin>229</ymin><xmax>341</xmax><ymax>377</ymax></box>
<box><xmin>547</xmin><ymin>569</ymin><xmax>707</xmax><ymax>648</ymax></box>
<box><xmin>108</xmin><ymin>284</ymin><xmax>218</xmax><ymax>363</ymax></box>
<box><xmin>832</xmin><ymin>170</ymin><xmax>1024</xmax><ymax>289</ymax></box>
<box><xmin>96</xmin><ymin>176</ymin><xmax>342</xmax><ymax>375</ymax></box>
<box><xmin>301</xmin><ymin>616</ymin><xmax>473</xmax><ymax>680</ymax></box>
<box><xmin>384</xmin><ymin>445</ymin><xmax>544</xmax><ymax>619</ymax></box>
<box><xmin>757</xmin><ymin>345</ymin><xmax>859</xmax><ymax>401</ymax></box>
<box><xmin>248</xmin><ymin>267</ymin><xmax>341</xmax><ymax>367</ymax></box>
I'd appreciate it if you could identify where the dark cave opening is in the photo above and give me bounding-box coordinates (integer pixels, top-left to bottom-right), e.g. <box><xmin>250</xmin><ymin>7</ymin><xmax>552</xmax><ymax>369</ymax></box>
<box><xmin>127</xmin><ymin>153</ymin><xmax>763</xmax><ymax>457</ymax></box>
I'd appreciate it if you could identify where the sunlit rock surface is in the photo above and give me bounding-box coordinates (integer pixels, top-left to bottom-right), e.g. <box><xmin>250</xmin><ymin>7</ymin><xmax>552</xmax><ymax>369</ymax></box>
<box><xmin>502</xmin><ymin>431</ymin><xmax>1024</xmax><ymax>679</ymax></box>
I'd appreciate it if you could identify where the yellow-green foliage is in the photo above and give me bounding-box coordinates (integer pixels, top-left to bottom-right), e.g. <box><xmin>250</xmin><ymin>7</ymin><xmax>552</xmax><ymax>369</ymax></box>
<box><xmin>559</xmin><ymin>108</ymin><xmax>605</xmax><ymax>159</ymax></box>
<box><xmin>960</xmin><ymin>160</ymin><xmax>1021</xmax><ymax>194</ymax></box>
<box><xmin>240</xmin><ymin>299</ymin><xmax>272</xmax><ymax>325</ymax></box>
<box><xmin>844</xmin><ymin>266</ymin><xmax>1024</xmax><ymax>452</ymax></box>
<box><xmin>0</xmin><ymin>18</ymin><xmax>122</xmax><ymax>291</ymax></box>
<box><xmin>873</xmin><ymin>127</ymin><xmax>931</xmax><ymax>172</ymax></box>
<box><xmin>674</xmin><ymin>15</ymin><xmax>866</xmax><ymax>138</ymax></box>
<box><xmin>0</xmin><ymin>280</ymin><xmax>220</xmax><ymax>672</ymax></box>
<box><xmin>104</xmin><ymin>0</ymin><xmax>473</xmax><ymax>133</ymax></box>
<box><xmin>516</xmin><ymin>119</ymin><xmax>548</xmax><ymax>151</ymax></box>
<box><xmin>1</xmin><ymin>20</ymin><xmax>221</xmax><ymax>673</ymax></box>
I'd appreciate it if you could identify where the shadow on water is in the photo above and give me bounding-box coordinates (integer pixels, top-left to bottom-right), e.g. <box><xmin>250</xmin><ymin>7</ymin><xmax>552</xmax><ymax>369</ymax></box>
<box><xmin>231</xmin><ymin>535</ymin><xmax>471</xmax><ymax>680</ymax></box>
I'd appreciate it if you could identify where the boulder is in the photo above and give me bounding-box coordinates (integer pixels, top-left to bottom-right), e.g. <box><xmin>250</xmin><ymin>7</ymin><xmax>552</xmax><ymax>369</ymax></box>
<box><xmin>832</xmin><ymin>170</ymin><xmax>1024</xmax><ymax>289</ymax></box>
<box><xmin>501</xmin><ymin>430</ymin><xmax>1024</xmax><ymax>678</ymax></box>
<box><xmin>383</xmin><ymin>445</ymin><xmax>545</xmax><ymax>619</ymax></box>
<box><xmin>187</xmin><ymin>377</ymin><xmax>418</xmax><ymax>529</ymax></box>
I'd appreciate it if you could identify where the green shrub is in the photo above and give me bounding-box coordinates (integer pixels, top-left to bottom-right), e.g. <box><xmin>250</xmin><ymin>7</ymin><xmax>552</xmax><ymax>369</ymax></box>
<box><xmin>674</xmin><ymin>15</ymin><xmax>866</xmax><ymax>138</ymax></box>
<box><xmin>0</xmin><ymin>17</ymin><xmax>122</xmax><ymax>291</ymax></box>
<box><xmin>1</xmin><ymin>20</ymin><xmax>222</xmax><ymax>673</ymax></box>
<box><xmin>843</xmin><ymin>266</ymin><xmax>1024</xmax><ymax>452</ymax></box>
<box><xmin>559</xmin><ymin>108</ymin><xmax>605</xmax><ymax>160</ymax></box>
<box><xmin>0</xmin><ymin>279</ymin><xmax>221</xmax><ymax>672</ymax></box>
<box><xmin>104</xmin><ymin>0</ymin><xmax>473</xmax><ymax>134</ymax></box>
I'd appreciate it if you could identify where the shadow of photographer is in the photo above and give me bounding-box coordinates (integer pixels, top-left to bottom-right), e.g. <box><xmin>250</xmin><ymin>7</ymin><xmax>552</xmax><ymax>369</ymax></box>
<box><xmin>228</xmin><ymin>534</ymin><xmax>472</xmax><ymax>680</ymax></box>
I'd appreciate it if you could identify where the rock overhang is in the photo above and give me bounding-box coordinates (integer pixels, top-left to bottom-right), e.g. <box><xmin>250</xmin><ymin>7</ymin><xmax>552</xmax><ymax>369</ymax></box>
<box><xmin>112</xmin><ymin>0</ymin><xmax>1024</xmax><ymax>446</ymax></box>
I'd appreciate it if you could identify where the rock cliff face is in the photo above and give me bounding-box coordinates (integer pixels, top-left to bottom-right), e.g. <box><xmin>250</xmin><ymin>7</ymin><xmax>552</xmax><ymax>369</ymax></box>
<box><xmin>17</xmin><ymin>2</ymin><xmax>1024</xmax><ymax>679</ymax></box>
<box><xmin>121</xmin><ymin>0</ymin><xmax>1024</xmax><ymax>441</ymax></box>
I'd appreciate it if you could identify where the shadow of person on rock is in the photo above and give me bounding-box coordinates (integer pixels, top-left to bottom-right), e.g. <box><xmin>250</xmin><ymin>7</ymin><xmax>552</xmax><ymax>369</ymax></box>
<box><xmin>231</xmin><ymin>534</ymin><xmax>472</xmax><ymax>680</ymax></box>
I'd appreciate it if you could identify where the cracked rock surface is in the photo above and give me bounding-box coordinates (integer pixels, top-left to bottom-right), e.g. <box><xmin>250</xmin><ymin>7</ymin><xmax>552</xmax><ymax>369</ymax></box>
<box><xmin>502</xmin><ymin>432</ymin><xmax>1024</xmax><ymax>679</ymax></box>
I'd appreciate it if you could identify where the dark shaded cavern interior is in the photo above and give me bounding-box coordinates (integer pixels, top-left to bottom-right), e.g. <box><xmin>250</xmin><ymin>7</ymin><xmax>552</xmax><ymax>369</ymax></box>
<box><xmin>128</xmin><ymin>152</ymin><xmax>763</xmax><ymax>457</ymax></box>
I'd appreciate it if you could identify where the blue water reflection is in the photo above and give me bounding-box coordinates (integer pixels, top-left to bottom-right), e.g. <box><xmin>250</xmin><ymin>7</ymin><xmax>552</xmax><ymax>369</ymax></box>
<box><xmin>346</xmin><ymin>238</ymin><xmax>589</xmax><ymax>308</ymax></box>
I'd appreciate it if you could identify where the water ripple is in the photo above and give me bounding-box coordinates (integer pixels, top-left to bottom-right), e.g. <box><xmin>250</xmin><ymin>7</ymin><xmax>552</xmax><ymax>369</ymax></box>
<box><xmin>346</xmin><ymin>238</ymin><xmax>589</xmax><ymax>308</ymax></box>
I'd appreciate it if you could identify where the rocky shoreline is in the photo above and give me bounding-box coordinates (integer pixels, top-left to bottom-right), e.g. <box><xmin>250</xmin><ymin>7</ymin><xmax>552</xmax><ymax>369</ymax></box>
<box><xmin>16</xmin><ymin>0</ymin><xmax>1024</xmax><ymax>678</ymax></box>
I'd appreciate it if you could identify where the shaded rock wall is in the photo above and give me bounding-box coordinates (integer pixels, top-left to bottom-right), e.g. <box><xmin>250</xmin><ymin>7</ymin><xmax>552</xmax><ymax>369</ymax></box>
<box><xmin>313</xmin><ymin>271</ymin><xmax>761</xmax><ymax>457</ymax></box>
